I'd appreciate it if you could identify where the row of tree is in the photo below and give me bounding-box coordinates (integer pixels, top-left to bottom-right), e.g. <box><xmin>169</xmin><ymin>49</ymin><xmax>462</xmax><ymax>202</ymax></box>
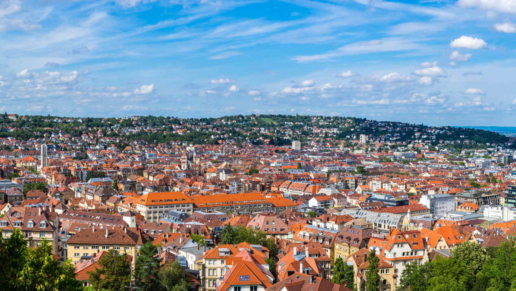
<box><xmin>89</xmin><ymin>241</ymin><xmax>193</xmax><ymax>291</ymax></box>
<box><xmin>400</xmin><ymin>241</ymin><xmax>516</xmax><ymax>291</ymax></box>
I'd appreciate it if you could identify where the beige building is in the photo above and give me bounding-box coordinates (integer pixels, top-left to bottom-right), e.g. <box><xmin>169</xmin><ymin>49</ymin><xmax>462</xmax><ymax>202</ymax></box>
<box><xmin>66</xmin><ymin>226</ymin><xmax>148</xmax><ymax>269</ymax></box>
<box><xmin>118</xmin><ymin>191</ymin><xmax>194</xmax><ymax>222</ymax></box>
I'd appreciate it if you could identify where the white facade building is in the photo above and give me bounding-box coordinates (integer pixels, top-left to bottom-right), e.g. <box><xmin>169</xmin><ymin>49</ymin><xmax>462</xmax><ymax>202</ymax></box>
<box><xmin>483</xmin><ymin>205</ymin><xmax>516</xmax><ymax>221</ymax></box>
<box><xmin>419</xmin><ymin>194</ymin><xmax>456</xmax><ymax>218</ymax></box>
<box><xmin>292</xmin><ymin>140</ymin><xmax>302</xmax><ymax>151</ymax></box>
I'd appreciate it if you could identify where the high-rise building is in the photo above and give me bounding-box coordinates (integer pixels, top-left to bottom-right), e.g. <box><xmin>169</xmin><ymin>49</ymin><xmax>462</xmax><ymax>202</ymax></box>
<box><xmin>505</xmin><ymin>185</ymin><xmax>516</xmax><ymax>207</ymax></box>
<box><xmin>40</xmin><ymin>144</ymin><xmax>48</xmax><ymax>168</ymax></box>
<box><xmin>292</xmin><ymin>140</ymin><xmax>301</xmax><ymax>151</ymax></box>
<box><xmin>359</xmin><ymin>134</ymin><xmax>368</xmax><ymax>144</ymax></box>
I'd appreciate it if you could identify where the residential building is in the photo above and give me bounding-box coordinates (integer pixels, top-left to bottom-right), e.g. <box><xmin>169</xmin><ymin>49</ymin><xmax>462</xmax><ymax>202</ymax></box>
<box><xmin>419</xmin><ymin>194</ymin><xmax>456</xmax><ymax>217</ymax></box>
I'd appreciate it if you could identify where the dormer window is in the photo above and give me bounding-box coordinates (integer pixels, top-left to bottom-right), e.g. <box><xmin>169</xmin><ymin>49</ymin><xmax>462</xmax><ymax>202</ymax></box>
<box><xmin>0</xmin><ymin>221</ymin><xmax>7</xmax><ymax>227</ymax></box>
<box><xmin>14</xmin><ymin>221</ymin><xmax>22</xmax><ymax>227</ymax></box>
<box><xmin>39</xmin><ymin>221</ymin><xmax>47</xmax><ymax>228</ymax></box>
<box><xmin>27</xmin><ymin>220</ymin><xmax>35</xmax><ymax>228</ymax></box>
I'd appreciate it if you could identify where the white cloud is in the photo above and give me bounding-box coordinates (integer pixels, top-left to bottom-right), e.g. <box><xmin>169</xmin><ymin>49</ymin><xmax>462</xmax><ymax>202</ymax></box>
<box><xmin>353</xmin><ymin>98</ymin><xmax>390</xmax><ymax>105</ymax></box>
<box><xmin>458</xmin><ymin>0</ymin><xmax>516</xmax><ymax>14</ymax></box>
<box><xmin>337</xmin><ymin>70</ymin><xmax>355</xmax><ymax>78</ymax></box>
<box><xmin>420</xmin><ymin>61</ymin><xmax>438</xmax><ymax>68</ymax></box>
<box><xmin>450</xmin><ymin>36</ymin><xmax>487</xmax><ymax>49</ymax></box>
<box><xmin>134</xmin><ymin>84</ymin><xmax>155</xmax><ymax>94</ymax></box>
<box><xmin>248</xmin><ymin>90</ymin><xmax>261</xmax><ymax>96</ymax></box>
<box><xmin>414</xmin><ymin>66</ymin><xmax>447</xmax><ymax>77</ymax></box>
<box><xmin>379</xmin><ymin>73</ymin><xmax>412</xmax><ymax>82</ymax></box>
<box><xmin>209</xmin><ymin>51</ymin><xmax>242</xmax><ymax>60</ymax></box>
<box><xmin>450</xmin><ymin>51</ymin><xmax>472</xmax><ymax>62</ymax></box>
<box><xmin>121</xmin><ymin>105</ymin><xmax>149</xmax><ymax>111</ymax></box>
<box><xmin>301</xmin><ymin>79</ymin><xmax>314</xmax><ymax>87</ymax></box>
<box><xmin>281</xmin><ymin>86</ymin><xmax>313</xmax><ymax>94</ymax></box>
<box><xmin>229</xmin><ymin>85</ymin><xmax>239</xmax><ymax>92</ymax></box>
<box><xmin>464</xmin><ymin>88</ymin><xmax>485</xmax><ymax>95</ymax></box>
<box><xmin>115</xmin><ymin>0</ymin><xmax>157</xmax><ymax>8</ymax></box>
<box><xmin>293</xmin><ymin>38</ymin><xmax>423</xmax><ymax>63</ymax></box>
<box><xmin>418</xmin><ymin>76</ymin><xmax>433</xmax><ymax>85</ymax></box>
<box><xmin>210</xmin><ymin>79</ymin><xmax>233</xmax><ymax>84</ymax></box>
<box><xmin>494</xmin><ymin>22</ymin><xmax>516</xmax><ymax>33</ymax></box>
<box><xmin>16</xmin><ymin>69</ymin><xmax>32</xmax><ymax>78</ymax></box>
<box><xmin>320</xmin><ymin>83</ymin><xmax>333</xmax><ymax>90</ymax></box>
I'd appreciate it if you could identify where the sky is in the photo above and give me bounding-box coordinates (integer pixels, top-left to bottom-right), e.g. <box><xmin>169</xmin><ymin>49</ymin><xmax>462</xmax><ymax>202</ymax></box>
<box><xmin>0</xmin><ymin>0</ymin><xmax>516</xmax><ymax>126</ymax></box>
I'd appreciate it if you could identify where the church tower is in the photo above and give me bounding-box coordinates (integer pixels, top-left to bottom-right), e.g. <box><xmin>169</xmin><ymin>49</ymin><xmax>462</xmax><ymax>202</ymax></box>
<box><xmin>181</xmin><ymin>149</ymin><xmax>189</xmax><ymax>170</ymax></box>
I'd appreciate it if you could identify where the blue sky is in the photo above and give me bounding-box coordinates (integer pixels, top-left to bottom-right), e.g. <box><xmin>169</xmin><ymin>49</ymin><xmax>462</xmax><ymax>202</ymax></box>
<box><xmin>1</xmin><ymin>0</ymin><xmax>516</xmax><ymax>126</ymax></box>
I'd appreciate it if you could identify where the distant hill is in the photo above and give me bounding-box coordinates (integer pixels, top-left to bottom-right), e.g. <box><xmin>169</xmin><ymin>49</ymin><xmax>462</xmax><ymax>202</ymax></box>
<box><xmin>0</xmin><ymin>113</ymin><xmax>512</xmax><ymax>149</ymax></box>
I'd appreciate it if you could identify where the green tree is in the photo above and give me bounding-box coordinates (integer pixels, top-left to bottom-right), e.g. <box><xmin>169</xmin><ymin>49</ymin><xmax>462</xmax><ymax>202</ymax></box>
<box><xmin>136</xmin><ymin>241</ymin><xmax>163</xmax><ymax>291</ymax></box>
<box><xmin>23</xmin><ymin>182</ymin><xmax>47</xmax><ymax>194</ymax></box>
<box><xmin>112</xmin><ymin>179</ymin><xmax>119</xmax><ymax>191</ymax></box>
<box><xmin>428</xmin><ymin>256</ymin><xmax>472</xmax><ymax>291</ymax></box>
<box><xmin>343</xmin><ymin>261</ymin><xmax>356</xmax><ymax>291</ymax></box>
<box><xmin>89</xmin><ymin>250</ymin><xmax>131</xmax><ymax>291</ymax></box>
<box><xmin>248</xmin><ymin>167</ymin><xmax>259</xmax><ymax>175</ymax></box>
<box><xmin>476</xmin><ymin>240</ymin><xmax>516</xmax><ymax>291</ymax></box>
<box><xmin>297</xmin><ymin>162</ymin><xmax>302</xmax><ymax>169</ymax></box>
<box><xmin>399</xmin><ymin>261</ymin><xmax>431</xmax><ymax>291</ymax></box>
<box><xmin>158</xmin><ymin>261</ymin><xmax>191</xmax><ymax>291</ymax></box>
<box><xmin>332</xmin><ymin>257</ymin><xmax>345</xmax><ymax>285</ymax></box>
<box><xmin>470</xmin><ymin>180</ymin><xmax>481</xmax><ymax>189</ymax></box>
<box><xmin>355</xmin><ymin>166</ymin><xmax>369</xmax><ymax>175</ymax></box>
<box><xmin>366</xmin><ymin>250</ymin><xmax>380</xmax><ymax>291</ymax></box>
<box><xmin>221</xmin><ymin>224</ymin><xmax>237</xmax><ymax>244</ymax></box>
<box><xmin>266</xmin><ymin>257</ymin><xmax>277</xmax><ymax>282</ymax></box>
<box><xmin>8</xmin><ymin>172</ymin><xmax>20</xmax><ymax>180</ymax></box>
<box><xmin>0</xmin><ymin>228</ymin><xmax>27</xmax><ymax>289</ymax></box>
<box><xmin>191</xmin><ymin>234</ymin><xmax>206</xmax><ymax>246</ymax></box>
<box><xmin>306</xmin><ymin>211</ymin><xmax>317</xmax><ymax>218</ymax></box>
<box><xmin>452</xmin><ymin>242</ymin><xmax>490</xmax><ymax>275</ymax></box>
<box><xmin>18</xmin><ymin>240</ymin><xmax>82</xmax><ymax>291</ymax></box>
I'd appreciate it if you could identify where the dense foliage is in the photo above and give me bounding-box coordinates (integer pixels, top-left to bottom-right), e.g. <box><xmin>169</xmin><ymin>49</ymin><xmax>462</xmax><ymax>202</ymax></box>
<box><xmin>0</xmin><ymin>229</ymin><xmax>81</xmax><ymax>291</ymax></box>
<box><xmin>399</xmin><ymin>241</ymin><xmax>515</xmax><ymax>291</ymax></box>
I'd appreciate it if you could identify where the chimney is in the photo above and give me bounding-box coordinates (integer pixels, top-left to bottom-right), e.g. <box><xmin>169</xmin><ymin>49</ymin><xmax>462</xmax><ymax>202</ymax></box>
<box><xmin>92</xmin><ymin>227</ymin><xmax>95</xmax><ymax>232</ymax></box>
<box><xmin>299</xmin><ymin>262</ymin><xmax>303</xmax><ymax>273</ymax></box>
<box><xmin>305</xmin><ymin>248</ymin><xmax>309</xmax><ymax>258</ymax></box>
<box><xmin>105</xmin><ymin>228</ymin><xmax>109</xmax><ymax>238</ymax></box>
<box><xmin>293</xmin><ymin>247</ymin><xmax>297</xmax><ymax>255</ymax></box>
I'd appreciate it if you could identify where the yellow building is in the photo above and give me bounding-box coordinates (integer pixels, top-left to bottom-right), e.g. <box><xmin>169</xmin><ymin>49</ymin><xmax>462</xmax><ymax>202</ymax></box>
<box><xmin>347</xmin><ymin>248</ymin><xmax>397</xmax><ymax>291</ymax></box>
<box><xmin>66</xmin><ymin>226</ymin><xmax>147</xmax><ymax>269</ymax></box>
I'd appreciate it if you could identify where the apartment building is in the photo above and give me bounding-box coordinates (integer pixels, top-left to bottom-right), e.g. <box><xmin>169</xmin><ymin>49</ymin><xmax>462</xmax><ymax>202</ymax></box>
<box><xmin>198</xmin><ymin>243</ymin><xmax>269</xmax><ymax>291</ymax></box>
<box><xmin>66</xmin><ymin>226</ymin><xmax>148</xmax><ymax>269</ymax></box>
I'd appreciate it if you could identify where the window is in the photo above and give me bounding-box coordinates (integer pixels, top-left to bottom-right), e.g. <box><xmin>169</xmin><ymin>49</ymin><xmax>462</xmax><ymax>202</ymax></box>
<box><xmin>92</xmin><ymin>246</ymin><xmax>99</xmax><ymax>250</ymax></box>
<box><xmin>39</xmin><ymin>222</ymin><xmax>47</xmax><ymax>228</ymax></box>
<box><xmin>74</xmin><ymin>245</ymin><xmax>80</xmax><ymax>249</ymax></box>
<box><xmin>74</xmin><ymin>253</ymin><xmax>80</xmax><ymax>257</ymax></box>
<box><xmin>114</xmin><ymin>246</ymin><xmax>121</xmax><ymax>250</ymax></box>
<box><xmin>39</xmin><ymin>232</ymin><xmax>45</xmax><ymax>238</ymax></box>
<box><xmin>234</xmin><ymin>287</ymin><xmax>241</xmax><ymax>291</ymax></box>
<box><xmin>251</xmin><ymin>286</ymin><xmax>258</xmax><ymax>291</ymax></box>
<box><xmin>83</xmin><ymin>253</ymin><xmax>89</xmax><ymax>256</ymax></box>
<box><xmin>84</xmin><ymin>246</ymin><xmax>89</xmax><ymax>250</ymax></box>
<box><xmin>102</xmin><ymin>246</ymin><xmax>109</xmax><ymax>250</ymax></box>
